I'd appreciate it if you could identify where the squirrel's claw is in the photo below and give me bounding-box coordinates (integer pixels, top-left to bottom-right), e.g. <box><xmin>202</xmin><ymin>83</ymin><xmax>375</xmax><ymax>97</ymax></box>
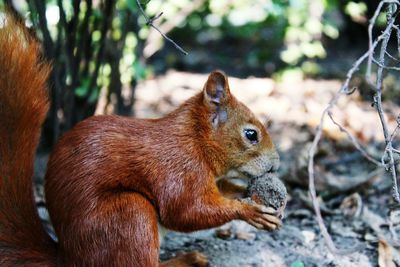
<box><xmin>241</xmin><ymin>203</ymin><xmax>282</xmax><ymax>231</ymax></box>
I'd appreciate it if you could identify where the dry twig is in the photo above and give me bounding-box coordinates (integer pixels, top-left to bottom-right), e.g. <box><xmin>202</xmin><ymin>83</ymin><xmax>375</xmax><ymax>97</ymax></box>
<box><xmin>308</xmin><ymin>0</ymin><xmax>400</xmax><ymax>255</ymax></box>
<box><xmin>328</xmin><ymin>112</ymin><xmax>381</xmax><ymax>166</ymax></box>
<box><xmin>135</xmin><ymin>0</ymin><xmax>188</xmax><ymax>55</ymax></box>
<box><xmin>372</xmin><ymin>3</ymin><xmax>400</xmax><ymax>204</ymax></box>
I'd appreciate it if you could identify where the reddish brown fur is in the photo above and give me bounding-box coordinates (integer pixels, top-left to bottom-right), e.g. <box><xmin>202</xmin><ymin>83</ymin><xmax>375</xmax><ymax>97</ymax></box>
<box><xmin>0</xmin><ymin>12</ymin><xmax>280</xmax><ymax>267</ymax></box>
<box><xmin>45</xmin><ymin>73</ymin><xmax>279</xmax><ymax>266</ymax></box>
<box><xmin>0</xmin><ymin>14</ymin><xmax>56</xmax><ymax>266</ymax></box>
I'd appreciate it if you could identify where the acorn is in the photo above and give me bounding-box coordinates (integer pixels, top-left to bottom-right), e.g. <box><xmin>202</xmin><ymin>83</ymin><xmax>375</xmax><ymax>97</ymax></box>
<box><xmin>247</xmin><ymin>173</ymin><xmax>287</xmax><ymax>218</ymax></box>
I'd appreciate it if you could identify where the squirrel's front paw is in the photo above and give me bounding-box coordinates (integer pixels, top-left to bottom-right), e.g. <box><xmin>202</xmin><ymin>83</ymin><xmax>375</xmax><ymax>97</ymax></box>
<box><xmin>240</xmin><ymin>202</ymin><xmax>282</xmax><ymax>231</ymax></box>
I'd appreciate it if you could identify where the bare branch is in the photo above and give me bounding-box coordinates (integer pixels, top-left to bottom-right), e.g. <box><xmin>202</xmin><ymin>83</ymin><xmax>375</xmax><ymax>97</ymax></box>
<box><xmin>385</xmin><ymin>50</ymin><xmax>399</xmax><ymax>61</ymax></box>
<box><xmin>308</xmin><ymin>0</ymin><xmax>400</xmax><ymax>254</ymax></box>
<box><xmin>135</xmin><ymin>0</ymin><xmax>188</xmax><ymax>55</ymax></box>
<box><xmin>372</xmin><ymin>58</ymin><xmax>400</xmax><ymax>70</ymax></box>
<box><xmin>32</xmin><ymin>0</ymin><xmax>54</xmax><ymax>57</ymax></box>
<box><xmin>373</xmin><ymin>3</ymin><xmax>400</xmax><ymax>203</ymax></box>
<box><xmin>87</xmin><ymin>0</ymin><xmax>115</xmax><ymax>105</ymax></box>
<box><xmin>367</xmin><ymin>0</ymin><xmax>400</xmax><ymax>83</ymax></box>
<box><xmin>395</xmin><ymin>25</ymin><xmax>400</xmax><ymax>56</ymax></box>
<box><xmin>307</xmin><ymin>90</ymin><xmax>367</xmax><ymax>254</ymax></box>
<box><xmin>328</xmin><ymin>112</ymin><xmax>381</xmax><ymax>166</ymax></box>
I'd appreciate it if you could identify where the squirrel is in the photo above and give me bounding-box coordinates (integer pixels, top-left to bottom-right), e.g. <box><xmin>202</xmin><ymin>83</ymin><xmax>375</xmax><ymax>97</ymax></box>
<box><xmin>0</xmin><ymin>13</ymin><xmax>282</xmax><ymax>267</ymax></box>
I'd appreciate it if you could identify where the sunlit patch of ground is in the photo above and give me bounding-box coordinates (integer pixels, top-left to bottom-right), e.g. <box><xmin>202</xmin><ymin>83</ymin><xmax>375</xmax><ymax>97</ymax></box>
<box><xmin>135</xmin><ymin>70</ymin><xmax>400</xmax><ymax>143</ymax></box>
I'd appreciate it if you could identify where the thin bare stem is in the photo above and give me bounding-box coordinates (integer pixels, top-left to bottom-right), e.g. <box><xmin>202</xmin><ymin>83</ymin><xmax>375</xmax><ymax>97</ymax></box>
<box><xmin>373</xmin><ymin>3</ymin><xmax>400</xmax><ymax>203</ymax></box>
<box><xmin>367</xmin><ymin>0</ymin><xmax>400</xmax><ymax>83</ymax></box>
<box><xmin>135</xmin><ymin>0</ymin><xmax>188</xmax><ymax>55</ymax></box>
<box><xmin>372</xmin><ymin>58</ymin><xmax>400</xmax><ymax>70</ymax></box>
<box><xmin>385</xmin><ymin>50</ymin><xmax>399</xmax><ymax>61</ymax></box>
<box><xmin>328</xmin><ymin>112</ymin><xmax>381</xmax><ymax>166</ymax></box>
<box><xmin>308</xmin><ymin>0</ymin><xmax>400</xmax><ymax>254</ymax></box>
<box><xmin>395</xmin><ymin>25</ymin><xmax>400</xmax><ymax>55</ymax></box>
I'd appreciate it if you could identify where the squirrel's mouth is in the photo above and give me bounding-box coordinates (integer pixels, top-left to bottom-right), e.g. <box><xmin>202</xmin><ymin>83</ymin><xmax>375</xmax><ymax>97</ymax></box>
<box><xmin>216</xmin><ymin>168</ymin><xmax>280</xmax><ymax>198</ymax></box>
<box><xmin>216</xmin><ymin>168</ymin><xmax>280</xmax><ymax>191</ymax></box>
<box><xmin>241</xmin><ymin>168</ymin><xmax>277</xmax><ymax>180</ymax></box>
<box><xmin>220</xmin><ymin>166</ymin><xmax>278</xmax><ymax>181</ymax></box>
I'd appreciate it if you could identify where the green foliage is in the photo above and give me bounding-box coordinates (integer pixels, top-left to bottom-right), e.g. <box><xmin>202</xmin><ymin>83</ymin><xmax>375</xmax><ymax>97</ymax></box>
<box><xmin>160</xmin><ymin>0</ymin><xmax>347</xmax><ymax>77</ymax></box>
<box><xmin>88</xmin><ymin>86</ymin><xmax>100</xmax><ymax>104</ymax></box>
<box><xmin>133</xmin><ymin>61</ymin><xmax>147</xmax><ymax>81</ymax></box>
<box><xmin>75</xmin><ymin>79</ymin><xmax>90</xmax><ymax>98</ymax></box>
<box><xmin>126</xmin><ymin>0</ymin><xmax>139</xmax><ymax>12</ymax></box>
<box><xmin>276</xmin><ymin>0</ymin><xmax>338</xmax><ymax>65</ymax></box>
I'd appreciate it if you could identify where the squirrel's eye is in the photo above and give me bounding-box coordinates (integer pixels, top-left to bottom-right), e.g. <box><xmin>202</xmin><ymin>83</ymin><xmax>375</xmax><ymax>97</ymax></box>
<box><xmin>244</xmin><ymin>129</ymin><xmax>258</xmax><ymax>144</ymax></box>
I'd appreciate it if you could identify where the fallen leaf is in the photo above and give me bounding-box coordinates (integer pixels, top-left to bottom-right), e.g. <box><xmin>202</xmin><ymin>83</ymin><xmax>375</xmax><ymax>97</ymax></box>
<box><xmin>378</xmin><ymin>239</ymin><xmax>396</xmax><ymax>267</ymax></box>
<box><xmin>235</xmin><ymin>231</ymin><xmax>256</xmax><ymax>241</ymax></box>
<box><xmin>215</xmin><ymin>228</ymin><xmax>232</xmax><ymax>240</ymax></box>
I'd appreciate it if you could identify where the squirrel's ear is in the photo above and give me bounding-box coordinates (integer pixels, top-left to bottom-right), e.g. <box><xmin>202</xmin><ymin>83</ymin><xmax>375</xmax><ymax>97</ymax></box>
<box><xmin>203</xmin><ymin>70</ymin><xmax>230</xmax><ymax>106</ymax></box>
<box><xmin>203</xmin><ymin>71</ymin><xmax>230</xmax><ymax>127</ymax></box>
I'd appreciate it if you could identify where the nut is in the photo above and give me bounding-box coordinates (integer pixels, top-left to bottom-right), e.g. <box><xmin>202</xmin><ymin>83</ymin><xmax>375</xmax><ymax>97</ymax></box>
<box><xmin>247</xmin><ymin>173</ymin><xmax>287</xmax><ymax>218</ymax></box>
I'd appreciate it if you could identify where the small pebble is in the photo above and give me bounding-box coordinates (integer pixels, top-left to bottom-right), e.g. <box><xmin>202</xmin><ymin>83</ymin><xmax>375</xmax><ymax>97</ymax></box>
<box><xmin>215</xmin><ymin>228</ymin><xmax>232</xmax><ymax>240</ymax></box>
<box><xmin>235</xmin><ymin>231</ymin><xmax>256</xmax><ymax>241</ymax></box>
<box><xmin>301</xmin><ymin>230</ymin><xmax>316</xmax><ymax>244</ymax></box>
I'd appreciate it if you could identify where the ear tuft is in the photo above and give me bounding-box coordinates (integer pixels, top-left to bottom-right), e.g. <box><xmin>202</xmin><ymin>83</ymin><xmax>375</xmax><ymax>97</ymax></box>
<box><xmin>203</xmin><ymin>71</ymin><xmax>230</xmax><ymax>128</ymax></box>
<box><xmin>204</xmin><ymin>70</ymin><xmax>230</xmax><ymax>105</ymax></box>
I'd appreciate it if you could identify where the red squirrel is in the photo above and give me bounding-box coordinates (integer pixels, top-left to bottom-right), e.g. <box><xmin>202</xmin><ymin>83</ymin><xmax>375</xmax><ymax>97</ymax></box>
<box><xmin>0</xmin><ymin>14</ymin><xmax>282</xmax><ymax>267</ymax></box>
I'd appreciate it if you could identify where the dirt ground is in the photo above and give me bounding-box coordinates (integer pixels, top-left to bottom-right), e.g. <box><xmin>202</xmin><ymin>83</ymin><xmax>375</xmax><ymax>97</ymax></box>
<box><xmin>35</xmin><ymin>71</ymin><xmax>400</xmax><ymax>266</ymax></box>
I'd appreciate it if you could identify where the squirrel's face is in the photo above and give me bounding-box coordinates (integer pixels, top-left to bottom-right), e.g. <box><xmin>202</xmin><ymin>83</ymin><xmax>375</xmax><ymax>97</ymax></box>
<box><xmin>203</xmin><ymin>71</ymin><xmax>279</xmax><ymax>179</ymax></box>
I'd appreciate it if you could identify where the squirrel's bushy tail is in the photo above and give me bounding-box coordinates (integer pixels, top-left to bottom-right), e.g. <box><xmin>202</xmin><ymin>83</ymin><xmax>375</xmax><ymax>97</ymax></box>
<box><xmin>0</xmin><ymin>12</ymin><xmax>57</xmax><ymax>266</ymax></box>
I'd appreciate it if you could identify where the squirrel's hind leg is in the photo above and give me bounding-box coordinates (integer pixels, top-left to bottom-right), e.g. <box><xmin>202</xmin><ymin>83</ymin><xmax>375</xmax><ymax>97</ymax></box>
<box><xmin>62</xmin><ymin>192</ymin><xmax>160</xmax><ymax>267</ymax></box>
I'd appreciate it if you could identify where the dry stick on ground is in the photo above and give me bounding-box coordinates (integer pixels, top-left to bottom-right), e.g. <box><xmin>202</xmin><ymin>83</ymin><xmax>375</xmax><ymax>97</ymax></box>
<box><xmin>135</xmin><ymin>0</ymin><xmax>188</xmax><ymax>55</ymax></box>
<box><xmin>308</xmin><ymin>36</ymin><xmax>384</xmax><ymax>255</ymax></box>
<box><xmin>308</xmin><ymin>1</ymin><xmax>400</xmax><ymax>255</ymax></box>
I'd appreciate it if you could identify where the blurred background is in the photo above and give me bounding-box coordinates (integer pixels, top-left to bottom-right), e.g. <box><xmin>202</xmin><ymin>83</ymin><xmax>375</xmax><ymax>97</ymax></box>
<box><xmin>2</xmin><ymin>0</ymin><xmax>400</xmax><ymax>265</ymax></box>
<box><xmin>0</xmin><ymin>0</ymin><xmax>390</xmax><ymax>147</ymax></box>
